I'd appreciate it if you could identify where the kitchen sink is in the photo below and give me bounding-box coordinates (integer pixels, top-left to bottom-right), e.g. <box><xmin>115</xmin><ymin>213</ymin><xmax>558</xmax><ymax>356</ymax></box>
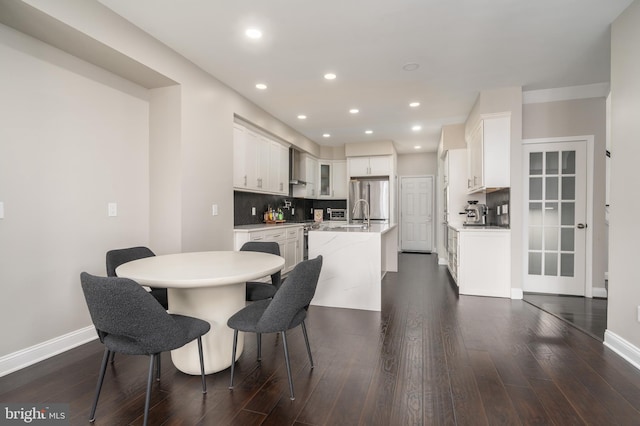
<box><xmin>338</xmin><ymin>224</ymin><xmax>368</xmax><ymax>229</ymax></box>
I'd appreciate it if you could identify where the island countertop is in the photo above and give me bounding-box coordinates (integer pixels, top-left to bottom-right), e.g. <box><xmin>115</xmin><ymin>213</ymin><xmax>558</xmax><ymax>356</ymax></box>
<box><xmin>311</xmin><ymin>223</ymin><xmax>397</xmax><ymax>234</ymax></box>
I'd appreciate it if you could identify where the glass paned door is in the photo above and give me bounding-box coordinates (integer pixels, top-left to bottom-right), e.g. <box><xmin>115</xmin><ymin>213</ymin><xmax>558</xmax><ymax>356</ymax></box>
<box><xmin>523</xmin><ymin>141</ymin><xmax>587</xmax><ymax>295</ymax></box>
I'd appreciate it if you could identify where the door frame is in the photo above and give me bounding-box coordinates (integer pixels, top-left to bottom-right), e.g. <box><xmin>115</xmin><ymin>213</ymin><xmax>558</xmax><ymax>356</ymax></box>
<box><xmin>399</xmin><ymin>175</ymin><xmax>435</xmax><ymax>253</ymax></box>
<box><xmin>522</xmin><ymin>136</ymin><xmax>595</xmax><ymax>297</ymax></box>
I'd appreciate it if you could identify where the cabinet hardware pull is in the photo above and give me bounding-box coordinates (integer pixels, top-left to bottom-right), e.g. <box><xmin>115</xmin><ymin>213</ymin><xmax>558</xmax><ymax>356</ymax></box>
<box><xmin>577</xmin><ymin>223</ymin><xmax>587</xmax><ymax>229</ymax></box>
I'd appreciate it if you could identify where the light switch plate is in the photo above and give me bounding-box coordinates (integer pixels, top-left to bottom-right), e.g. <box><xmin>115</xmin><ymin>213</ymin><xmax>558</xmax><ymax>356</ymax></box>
<box><xmin>502</xmin><ymin>204</ymin><xmax>509</xmax><ymax>215</ymax></box>
<box><xmin>108</xmin><ymin>202</ymin><xmax>117</xmax><ymax>217</ymax></box>
<box><xmin>496</xmin><ymin>205</ymin><xmax>501</xmax><ymax>215</ymax></box>
<box><xmin>251</xmin><ymin>207</ymin><xmax>256</xmax><ymax>216</ymax></box>
<box><xmin>0</xmin><ymin>201</ymin><xmax>4</xmax><ymax>219</ymax></box>
<box><xmin>212</xmin><ymin>204</ymin><xmax>219</xmax><ymax>216</ymax></box>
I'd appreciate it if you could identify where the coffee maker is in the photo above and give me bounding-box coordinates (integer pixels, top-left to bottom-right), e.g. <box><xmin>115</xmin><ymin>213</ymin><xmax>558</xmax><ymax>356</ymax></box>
<box><xmin>461</xmin><ymin>200</ymin><xmax>487</xmax><ymax>226</ymax></box>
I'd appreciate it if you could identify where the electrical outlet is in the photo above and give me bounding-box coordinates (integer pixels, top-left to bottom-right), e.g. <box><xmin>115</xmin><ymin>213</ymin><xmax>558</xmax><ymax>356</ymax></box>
<box><xmin>212</xmin><ymin>204</ymin><xmax>219</xmax><ymax>216</ymax></box>
<box><xmin>502</xmin><ymin>204</ymin><xmax>509</xmax><ymax>215</ymax></box>
<box><xmin>251</xmin><ymin>207</ymin><xmax>256</xmax><ymax>216</ymax></box>
<box><xmin>637</xmin><ymin>306</ymin><xmax>640</xmax><ymax>323</ymax></box>
<box><xmin>108</xmin><ymin>202</ymin><xmax>117</xmax><ymax>217</ymax></box>
<box><xmin>0</xmin><ymin>201</ymin><xmax>4</xmax><ymax>219</ymax></box>
<box><xmin>496</xmin><ymin>205</ymin><xmax>501</xmax><ymax>215</ymax></box>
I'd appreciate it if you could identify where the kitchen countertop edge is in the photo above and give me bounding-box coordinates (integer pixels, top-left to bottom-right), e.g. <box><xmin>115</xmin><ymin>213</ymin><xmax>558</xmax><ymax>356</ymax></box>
<box><xmin>234</xmin><ymin>223</ymin><xmax>305</xmax><ymax>232</ymax></box>
<box><xmin>448</xmin><ymin>224</ymin><xmax>510</xmax><ymax>232</ymax></box>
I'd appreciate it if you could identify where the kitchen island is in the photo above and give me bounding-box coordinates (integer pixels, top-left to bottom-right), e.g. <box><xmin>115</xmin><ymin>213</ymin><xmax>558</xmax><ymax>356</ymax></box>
<box><xmin>308</xmin><ymin>223</ymin><xmax>398</xmax><ymax>311</ymax></box>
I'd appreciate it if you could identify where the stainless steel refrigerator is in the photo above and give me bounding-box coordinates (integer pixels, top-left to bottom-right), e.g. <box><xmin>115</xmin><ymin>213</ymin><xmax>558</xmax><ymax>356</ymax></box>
<box><xmin>349</xmin><ymin>178</ymin><xmax>390</xmax><ymax>223</ymax></box>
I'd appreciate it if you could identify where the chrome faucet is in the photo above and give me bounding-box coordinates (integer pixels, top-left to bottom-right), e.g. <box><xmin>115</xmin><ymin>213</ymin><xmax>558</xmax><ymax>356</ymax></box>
<box><xmin>352</xmin><ymin>198</ymin><xmax>370</xmax><ymax>228</ymax></box>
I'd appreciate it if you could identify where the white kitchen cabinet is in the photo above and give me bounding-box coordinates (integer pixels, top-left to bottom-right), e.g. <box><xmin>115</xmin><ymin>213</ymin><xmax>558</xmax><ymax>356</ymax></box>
<box><xmin>256</xmin><ymin>135</ymin><xmax>271</xmax><ymax>190</ymax></box>
<box><xmin>233</xmin><ymin>123</ymin><xmax>289</xmax><ymax>195</ymax></box>
<box><xmin>448</xmin><ymin>226</ymin><xmax>511</xmax><ymax>298</ymax></box>
<box><xmin>348</xmin><ymin>155</ymin><xmax>392</xmax><ymax>177</ymax></box>
<box><xmin>293</xmin><ymin>154</ymin><xmax>318</xmax><ymax>198</ymax></box>
<box><xmin>447</xmin><ymin>227</ymin><xmax>458</xmax><ymax>282</ymax></box>
<box><xmin>443</xmin><ymin>148</ymin><xmax>468</xmax><ymax>223</ymax></box>
<box><xmin>268</xmin><ymin>141</ymin><xmax>289</xmax><ymax>194</ymax></box>
<box><xmin>234</xmin><ymin>224</ymin><xmax>303</xmax><ymax>274</ymax></box>
<box><xmin>319</xmin><ymin>160</ymin><xmax>347</xmax><ymax>199</ymax></box>
<box><xmin>466</xmin><ymin>114</ymin><xmax>510</xmax><ymax>193</ymax></box>
<box><xmin>233</xmin><ymin>124</ymin><xmax>254</xmax><ymax>190</ymax></box>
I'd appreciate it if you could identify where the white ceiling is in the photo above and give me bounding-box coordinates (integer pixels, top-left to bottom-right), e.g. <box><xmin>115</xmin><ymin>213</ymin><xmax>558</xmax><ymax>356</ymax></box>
<box><xmin>98</xmin><ymin>0</ymin><xmax>632</xmax><ymax>153</ymax></box>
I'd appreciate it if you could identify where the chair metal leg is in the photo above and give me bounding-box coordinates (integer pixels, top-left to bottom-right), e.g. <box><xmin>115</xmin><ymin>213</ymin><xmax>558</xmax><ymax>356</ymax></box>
<box><xmin>229</xmin><ymin>329</ymin><xmax>238</xmax><ymax>390</ymax></box>
<box><xmin>197</xmin><ymin>337</ymin><xmax>207</xmax><ymax>393</ymax></box>
<box><xmin>257</xmin><ymin>333</ymin><xmax>262</xmax><ymax>361</ymax></box>
<box><xmin>155</xmin><ymin>353</ymin><xmax>161</xmax><ymax>381</ymax></box>
<box><xmin>301</xmin><ymin>320</ymin><xmax>314</xmax><ymax>368</ymax></box>
<box><xmin>281</xmin><ymin>331</ymin><xmax>295</xmax><ymax>400</ymax></box>
<box><xmin>143</xmin><ymin>355</ymin><xmax>155</xmax><ymax>426</ymax></box>
<box><xmin>109</xmin><ymin>352</ymin><xmax>116</xmax><ymax>364</ymax></box>
<box><xmin>89</xmin><ymin>348</ymin><xmax>111</xmax><ymax>422</ymax></box>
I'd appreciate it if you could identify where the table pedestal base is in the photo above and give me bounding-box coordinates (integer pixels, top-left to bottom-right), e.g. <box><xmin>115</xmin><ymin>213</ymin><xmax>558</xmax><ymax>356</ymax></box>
<box><xmin>168</xmin><ymin>285</ymin><xmax>245</xmax><ymax>374</ymax></box>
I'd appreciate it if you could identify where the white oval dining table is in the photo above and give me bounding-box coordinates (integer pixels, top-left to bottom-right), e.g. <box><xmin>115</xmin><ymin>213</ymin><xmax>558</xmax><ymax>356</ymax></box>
<box><xmin>116</xmin><ymin>251</ymin><xmax>284</xmax><ymax>375</ymax></box>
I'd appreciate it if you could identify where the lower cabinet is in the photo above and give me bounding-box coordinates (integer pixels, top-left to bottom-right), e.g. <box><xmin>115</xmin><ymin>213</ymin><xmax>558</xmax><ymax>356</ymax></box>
<box><xmin>448</xmin><ymin>226</ymin><xmax>510</xmax><ymax>298</ymax></box>
<box><xmin>234</xmin><ymin>225</ymin><xmax>303</xmax><ymax>275</ymax></box>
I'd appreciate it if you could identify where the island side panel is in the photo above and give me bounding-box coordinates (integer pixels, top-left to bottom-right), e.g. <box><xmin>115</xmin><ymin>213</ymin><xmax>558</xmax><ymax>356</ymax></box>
<box><xmin>382</xmin><ymin>225</ymin><xmax>399</xmax><ymax>273</ymax></box>
<box><xmin>309</xmin><ymin>230</ymin><xmax>382</xmax><ymax>311</ymax></box>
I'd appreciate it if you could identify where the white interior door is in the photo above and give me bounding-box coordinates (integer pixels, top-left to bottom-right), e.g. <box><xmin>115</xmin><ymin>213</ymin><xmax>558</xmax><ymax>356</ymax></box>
<box><xmin>401</xmin><ymin>176</ymin><xmax>433</xmax><ymax>252</ymax></box>
<box><xmin>523</xmin><ymin>141</ymin><xmax>587</xmax><ymax>295</ymax></box>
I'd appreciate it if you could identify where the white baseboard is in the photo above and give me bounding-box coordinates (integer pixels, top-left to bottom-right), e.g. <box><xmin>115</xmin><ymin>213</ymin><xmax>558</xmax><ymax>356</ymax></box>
<box><xmin>511</xmin><ymin>288</ymin><xmax>524</xmax><ymax>300</ymax></box>
<box><xmin>438</xmin><ymin>256</ymin><xmax>448</xmax><ymax>266</ymax></box>
<box><xmin>0</xmin><ymin>326</ymin><xmax>97</xmax><ymax>377</ymax></box>
<box><xmin>593</xmin><ymin>287</ymin><xmax>608</xmax><ymax>298</ymax></box>
<box><xmin>604</xmin><ymin>330</ymin><xmax>640</xmax><ymax>372</ymax></box>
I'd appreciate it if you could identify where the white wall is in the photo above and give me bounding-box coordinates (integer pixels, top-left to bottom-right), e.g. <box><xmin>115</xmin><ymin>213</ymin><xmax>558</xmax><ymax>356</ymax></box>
<box><xmin>523</xmin><ymin>97</ymin><xmax>607</xmax><ymax>293</ymax></box>
<box><xmin>607</xmin><ymin>0</ymin><xmax>640</xmax><ymax>353</ymax></box>
<box><xmin>397</xmin><ymin>152</ymin><xmax>437</xmax><ymax>176</ymax></box>
<box><xmin>0</xmin><ymin>24</ymin><xmax>150</xmax><ymax>355</ymax></box>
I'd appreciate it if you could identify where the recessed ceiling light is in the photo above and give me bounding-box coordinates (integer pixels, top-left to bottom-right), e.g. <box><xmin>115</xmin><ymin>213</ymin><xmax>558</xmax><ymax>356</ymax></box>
<box><xmin>412</xmin><ymin>125</ymin><xmax>422</xmax><ymax>131</ymax></box>
<box><xmin>324</xmin><ymin>73</ymin><xmax>337</xmax><ymax>80</ymax></box>
<box><xmin>402</xmin><ymin>63</ymin><xmax>420</xmax><ymax>71</ymax></box>
<box><xmin>245</xmin><ymin>28</ymin><xmax>263</xmax><ymax>39</ymax></box>
<box><xmin>365</xmin><ymin>130</ymin><xmax>373</xmax><ymax>134</ymax></box>
<box><xmin>255</xmin><ymin>83</ymin><xmax>267</xmax><ymax>90</ymax></box>
<box><xmin>297</xmin><ymin>115</ymin><xmax>307</xmax><ymax>120</ymax></box>
<box><xmin>414</xmin><ymin>145</ymin><xmax>422</xmax><ymax>150</ymax></box>
<box><xmin>409</xmin><ymin>102</ymin><xmax>420</xmax><ymax>108</ymax></box>
<box><xmin>349</xmin><ymin>108</ymin><xmax>359</xmax><ymax>114</ymax></box>
<box><xmin>323</xmin><ymin>133</ymin><xmax>331</xmax><ymax>138</ymax></box>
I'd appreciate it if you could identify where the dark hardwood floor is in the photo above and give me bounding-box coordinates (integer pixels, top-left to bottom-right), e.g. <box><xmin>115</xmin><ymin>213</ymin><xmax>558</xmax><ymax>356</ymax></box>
<box><xmin>2</xmin><ymin>253</ymin><xmax>640</xmax><ymax>425</ymax></box>
<box><xmin>523</xmin><ymin>293</ymin><xmax>608</xmax><ymax>341</ymax></box>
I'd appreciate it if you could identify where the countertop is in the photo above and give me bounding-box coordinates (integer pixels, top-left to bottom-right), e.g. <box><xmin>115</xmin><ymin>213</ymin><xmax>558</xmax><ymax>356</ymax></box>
<box><xmin>311</xmin><ymin>223</ymin><xmax>397</xmax><ymax>235</ymax></box>
<box><xmin>234</xmin><ymin>222</ymin><xmax>305</xmax><ymax>232</ymax></box>
<box><xmin>448</xmin><ymin>223</ymin><xmax>510</xmax><ymax>232</ymax></box>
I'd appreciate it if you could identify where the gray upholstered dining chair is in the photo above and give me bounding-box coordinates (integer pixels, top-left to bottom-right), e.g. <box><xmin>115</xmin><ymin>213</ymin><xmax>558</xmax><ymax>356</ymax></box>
<box><xmin>227</xmin><ymin>255</ymin><xmax>322</xmax><ymax>400</ymax></box>
<box><xmin>80</xmin><ymin>272</ymin><xmax>210</xmax><ymax>426</ymax></box>
<box><xmin>106</xmin><ymin>246</ymin><xmax>168</xmax><ymax>310</ymax></box>
<box><xmin>239</xmin><ymin>241</ymin><xmax>283</xmax><ymax>301</ymax></box>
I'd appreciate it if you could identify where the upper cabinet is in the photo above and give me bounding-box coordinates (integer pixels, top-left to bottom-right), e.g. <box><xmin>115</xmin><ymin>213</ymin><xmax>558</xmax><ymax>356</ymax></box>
<box><xmin>318</xmin><ymin>160</ymin><xmax>347</xmax><ymax>199</ymax></box>
<box><xmin>233</xmin><ymin>123</ymin><xmax>289</xmax><ymax>195</ymax></box>
<box><xmin>269</xmin><ymin>141</ymin><xmax>289</xmax><ymax>194</ymax></box>
<box><xmin>348</xmin><ymin>155</ymin><xmax>393</xmax><ymax>177</ymax></box>
<box><xmin>466</xmin><ymin>114</ymin><xmax>510</xmax><ymax>193</ymax></box>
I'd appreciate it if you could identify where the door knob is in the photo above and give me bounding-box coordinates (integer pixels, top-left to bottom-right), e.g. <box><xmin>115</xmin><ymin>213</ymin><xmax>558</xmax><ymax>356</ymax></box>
<box><xmin>577</xmin><ymin>223</ymin><xmax>587</xmax><ymax>229</ymax></box>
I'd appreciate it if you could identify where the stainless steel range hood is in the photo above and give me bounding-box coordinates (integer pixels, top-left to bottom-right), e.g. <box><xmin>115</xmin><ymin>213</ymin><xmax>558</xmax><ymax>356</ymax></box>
<box><xmin>289</xmin><ymin>148</ymin><xmax>307</xmax><ymax>185</ymax></box>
